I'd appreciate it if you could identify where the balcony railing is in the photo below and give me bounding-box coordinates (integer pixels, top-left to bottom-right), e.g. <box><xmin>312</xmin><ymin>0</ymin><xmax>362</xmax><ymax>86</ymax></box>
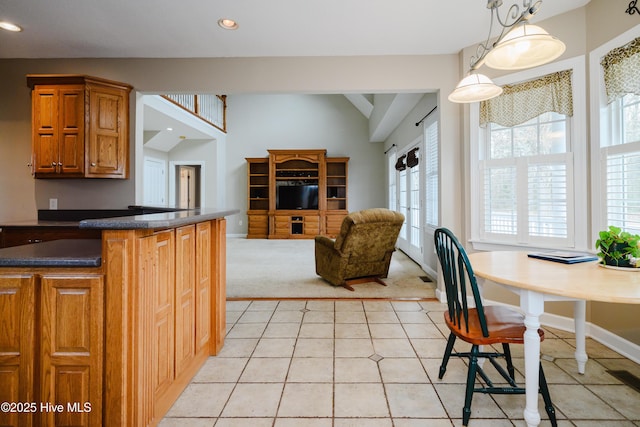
<box><xmin>162</xmin><ymin>94</ymin><xmax>227</xmax><ymax>133</ymax></box>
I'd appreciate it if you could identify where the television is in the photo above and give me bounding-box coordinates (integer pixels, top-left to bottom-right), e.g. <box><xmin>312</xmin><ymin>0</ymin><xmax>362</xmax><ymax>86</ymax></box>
<box><xmin>276</xmin><ymin>185</ymin><xmax>318</xmax><ymax>210</ymax></box>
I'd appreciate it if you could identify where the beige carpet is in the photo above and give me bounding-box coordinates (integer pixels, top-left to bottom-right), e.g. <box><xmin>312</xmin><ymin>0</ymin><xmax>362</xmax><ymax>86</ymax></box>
<box><xmin>226</xmin><ymin>238</ymin><xmax>436</xmax><ymax>299</ymax></box>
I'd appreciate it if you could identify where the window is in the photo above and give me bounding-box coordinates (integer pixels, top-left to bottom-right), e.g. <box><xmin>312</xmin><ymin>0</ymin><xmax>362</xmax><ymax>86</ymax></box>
<box><xmin>600</xmin><ymin>92</ymin><xmax>640</xmax><ymax>234</ymax></box>
<box><xmin>591</xmin><ymin>28</ymin><xmax>640</xmax><ymax>237</ymax></box>
<box><xmin>470</xmin><ymin>57</ymin><xmax>587</xmax><ymax>250</ymax></box>
<box><xmin>481</xmin><ymin>112</ymin><xmax>573</xmax><ymax>245</ymax></box>
<box><xmin>425</xmin><ymin>120</ymin><xmax>438</xmax><ymax>227</ymax></box>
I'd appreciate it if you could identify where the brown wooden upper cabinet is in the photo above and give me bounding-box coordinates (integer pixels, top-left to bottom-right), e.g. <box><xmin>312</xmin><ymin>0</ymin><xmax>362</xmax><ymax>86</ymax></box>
<box><xmin>27</xmin><ymin>74</ymin><xmax>133</xmax><ymax>179</ymax></box>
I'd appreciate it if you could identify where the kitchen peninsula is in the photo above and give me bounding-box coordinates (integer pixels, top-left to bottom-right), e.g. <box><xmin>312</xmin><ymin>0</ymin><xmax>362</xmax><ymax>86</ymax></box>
<box><xmin>0</xmin><ymin>208</ymin><xmax>238</xmax><ymax>427</ymax></box>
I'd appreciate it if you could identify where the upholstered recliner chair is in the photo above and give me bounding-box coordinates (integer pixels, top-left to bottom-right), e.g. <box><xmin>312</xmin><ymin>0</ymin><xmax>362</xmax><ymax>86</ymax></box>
<box><xmin>314</xmin><ymin>208</ymin><xmax>405</xmax><ymax>291</ymax></box>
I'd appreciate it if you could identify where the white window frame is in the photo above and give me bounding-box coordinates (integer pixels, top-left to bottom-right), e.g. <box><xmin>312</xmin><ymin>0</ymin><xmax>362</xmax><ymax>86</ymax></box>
<box><xmin>590</xmin><ymin>25</ymin><xmax>640</xmax><ymax>244</ymax></box>
<box><xmin>470</xmin><ymin>56</ymin><xmax>588</xmax><ymax>252</ymax></box>
<box><xmin>424</xmin><ymin>118</ymin><xmax>439</xmax><ymax>229</ymax></box>
<box><xmin>387</xmin><ymin>147</ymin><xmax>397</xmax><ymax>212</ymax></box>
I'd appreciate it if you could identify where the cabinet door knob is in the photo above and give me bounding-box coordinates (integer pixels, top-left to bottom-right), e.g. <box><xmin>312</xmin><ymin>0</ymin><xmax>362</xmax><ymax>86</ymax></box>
<box><xmin>52</xmin><ymin>162</ymin><xmax>57</xmax><ymax>166</ymax></box>
<box><xmin>91</xmin><ymin>163</ymin><xmax>96</xmax><ymax>167</ymax></box>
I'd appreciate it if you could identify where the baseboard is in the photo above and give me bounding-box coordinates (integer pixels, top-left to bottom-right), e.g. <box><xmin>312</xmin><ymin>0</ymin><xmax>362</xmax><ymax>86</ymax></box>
<box><xmin>539</xmin><ymin>310</ymin><xmax>640</xmax><ymax>365</ymax></box>
<box><xmin>482</xmin><ymin>299</ymin><xmax>640</xmax><ymax>365</ymax></box>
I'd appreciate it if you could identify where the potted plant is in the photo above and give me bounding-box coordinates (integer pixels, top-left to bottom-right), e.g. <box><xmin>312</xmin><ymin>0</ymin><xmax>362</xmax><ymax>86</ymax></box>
<box><xmin>595</xmin><ymin>226</ymin><xmax>640</xmax><ymax>268</ymax></box>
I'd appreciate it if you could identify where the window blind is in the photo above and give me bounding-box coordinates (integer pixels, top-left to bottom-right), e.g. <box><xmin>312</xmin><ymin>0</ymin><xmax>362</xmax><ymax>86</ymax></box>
<box><xmin>483</xmin><ymin>165</ymin><xmax>517</xmax><ymax>235</ymax></box>
<box><xmin>425</xmin><ymin>121</ymin><xmax>439</xmax><ymax>227</ymax></box>
<box><xmin>527</xmin><ymin>161</ymin><xmax>569</xmax><ymax>238</ymax></box>
<box><xmin>605</xmin><ymin>147</ymin><xmax>640</xmax><ymax>234</ymax></box>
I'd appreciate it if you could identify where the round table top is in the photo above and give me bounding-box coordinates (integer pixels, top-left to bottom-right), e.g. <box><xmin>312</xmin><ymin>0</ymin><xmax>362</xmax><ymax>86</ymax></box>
<box><xmin>467</xmin><ymin>251</ymin><xmax>640</xmax><ymax>304</ymax></box>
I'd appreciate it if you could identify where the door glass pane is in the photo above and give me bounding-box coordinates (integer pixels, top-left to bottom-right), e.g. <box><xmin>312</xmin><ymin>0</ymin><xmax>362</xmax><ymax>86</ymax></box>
<box><xmin>399</xmin><ymin>169</ymin><xmax>407</xmax><ymax>240</ymax></box>
<box><xmin>410</xmin><ymin>164</ymin><xmax>420</xmax><ymax>248</ymax></box>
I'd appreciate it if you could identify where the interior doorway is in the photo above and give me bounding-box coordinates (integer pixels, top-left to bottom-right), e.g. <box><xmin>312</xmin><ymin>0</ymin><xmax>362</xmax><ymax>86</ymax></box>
<box><xmin>177</xmin><ymin>165</ymin><xmax>200</xmax><ymax>208</ymax></box>
<box><xmin>143</xmin><ymin>156</ymin><xmax>167</xmax><ymax>206</ymax></box>
<box><xmin>170</xmin><ymin>161</ymin><xmax>205</xmax><ymax>209</ymax></box>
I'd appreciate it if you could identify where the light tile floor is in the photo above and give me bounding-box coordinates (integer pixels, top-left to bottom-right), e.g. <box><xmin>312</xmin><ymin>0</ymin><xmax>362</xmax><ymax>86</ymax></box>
<box><xmin>160</xmin><ymin>300</ymin><xmax>640</xmax><ymax>427</ymax></box>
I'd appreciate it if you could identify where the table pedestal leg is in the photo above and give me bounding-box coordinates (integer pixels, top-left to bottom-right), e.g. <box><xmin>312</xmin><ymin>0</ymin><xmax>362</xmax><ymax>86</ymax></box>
<box><xmin>574</xmin><ymin>300</ymin><xmax>588</xmax><ymax>374</ymax></box>
<box><xmin>521</xmin><ymin>290</ymin><xmax>544</xmax><ymax>427</ymax></box>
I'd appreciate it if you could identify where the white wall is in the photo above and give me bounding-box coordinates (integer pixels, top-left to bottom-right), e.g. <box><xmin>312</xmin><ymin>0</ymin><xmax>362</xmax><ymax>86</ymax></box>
<box><xmin>0</xmin><ymin>55</ymin><xmax>462</xmax><ymax>235</ymax></box>
<box><xmin>225</xmin><ymin>93</ymin><xmax>386</xmax><ymax>235</ymax></box>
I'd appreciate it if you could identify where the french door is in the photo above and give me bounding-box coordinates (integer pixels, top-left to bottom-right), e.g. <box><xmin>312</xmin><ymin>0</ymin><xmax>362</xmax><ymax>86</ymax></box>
<box><xmin>396</xmin><ymin>140</ymin><xmax>422</xmax><ymax>261</ymax></box>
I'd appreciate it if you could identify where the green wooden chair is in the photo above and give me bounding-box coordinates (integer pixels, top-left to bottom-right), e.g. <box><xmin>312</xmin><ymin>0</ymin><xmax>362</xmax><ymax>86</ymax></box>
<box><xmin>434</xmin><ymin>227</ymin><xmax>556</xmax><ymax>426</ymax></box>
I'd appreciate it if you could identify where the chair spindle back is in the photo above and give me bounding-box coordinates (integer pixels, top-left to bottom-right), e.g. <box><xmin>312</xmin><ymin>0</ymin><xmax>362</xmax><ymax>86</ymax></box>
<box><xmin>434</xmin><ymin>228</ymin><xmax>489</xmax><ymax>337</ymax></box>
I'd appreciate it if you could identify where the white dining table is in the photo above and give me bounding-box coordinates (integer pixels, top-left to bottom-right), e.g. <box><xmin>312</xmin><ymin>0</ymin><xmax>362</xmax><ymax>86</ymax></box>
<box><xmin>467</xmin><ymin>251</ymin><xmax>640</xmax><ymax>427</ymax></box>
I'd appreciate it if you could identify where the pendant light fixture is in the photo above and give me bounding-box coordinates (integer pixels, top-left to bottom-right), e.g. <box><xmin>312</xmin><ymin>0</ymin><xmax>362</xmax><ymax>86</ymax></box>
<box><xmin>448</xmin><ymin>73</ymin><xmax>503</xmax><ymax>103</ymax></box>
<box><xmin>484</xmin><ymin>22</ymin><xmax>566</xmax><ymax>70</ymax></box>
<box><xmin>449</xmin><ymin>0</ymin><xmax>566</xmax><ymax>103</ymax></box>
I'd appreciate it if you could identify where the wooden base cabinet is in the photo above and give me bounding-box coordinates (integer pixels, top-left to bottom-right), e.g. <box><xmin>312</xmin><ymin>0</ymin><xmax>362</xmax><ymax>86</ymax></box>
<box><xmin>0</xmin><ymin>275</ymin><xmax>35</xmax><ymax>427</ymax></box>
<box><xmin>0</xmin><ymin>216</ymin><xmax>227</xmax><ymax>427</ymax></box>
<box><xmin>271</xmin><ymin>212</ymin><xmax>321</xmax><ymax>238</ymax></box>
<box><xmin>103</xmin><ymin>219</ymin><xmax>226</xmax><ymax>427</ymax></box>
<box><xmin>40</xmin><ymin>275</ymin><xmax>104</xmax><ymax>427</ymax></box>
<box><xmin>0</xmin><ymin>272</ymin><xmax>104</xmax><ymax>427</ymax></box>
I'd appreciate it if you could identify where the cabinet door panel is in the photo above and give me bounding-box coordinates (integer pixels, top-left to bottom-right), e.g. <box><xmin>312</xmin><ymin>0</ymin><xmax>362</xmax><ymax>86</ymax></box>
<box><xmin>152</xmin><ymin>231</ymin><xmax>175</xmax><ymax>398</ymax></box>
<box><xmin>0</xmin><ymin>275</ymin><xmax>35</xmax><ymax>427</ymax></box>
<box><xmin>59</xmin><ymin>88</ymin><xmax>85</xmax><ymax>175</ymax></box>
<box><xmin>195</xmin><ymin>222</ymin><xmax>211</xmax><ymax>351</ymax></box>
<box><xmin>32</xmin><ymin>88</ymin><xmax>58</xmax><ymax>174</ymax></box>
<box><xmin>33</xmin><ymin>135</ymin><xmax>58</xmax><ymax>174</ymax></box>
<box><xmin>88</xmin><ymin>88</ymin><xmax>127</xmax><ymax>177</ymax></box>
<box><xmin>303</xmin><ymin>215</ymin><xmax>320</xmax><ymax>236</ymax></box>
<box><xmin>40</xmin><ymin>275</ymin><xmax>103</xmax><ymax>427</ymax></box>
<box><xmin>175</xmin><ymin>225</ymin><xmax>195</xmax><ymax>375</ymax></box>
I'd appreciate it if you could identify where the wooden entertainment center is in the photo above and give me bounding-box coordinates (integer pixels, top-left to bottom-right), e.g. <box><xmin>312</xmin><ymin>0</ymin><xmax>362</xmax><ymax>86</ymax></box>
<box><xmin>246</xmin><ymin>149</ymin><xmax>349</xmax><ymax>239</ymax></box>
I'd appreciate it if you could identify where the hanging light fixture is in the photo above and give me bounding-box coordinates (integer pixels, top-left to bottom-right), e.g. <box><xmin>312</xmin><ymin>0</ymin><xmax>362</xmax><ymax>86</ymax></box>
<box><xmin>448</xmin><ymin>73</ymin><xmax>503</xmax><ymax>103</ymax></box>
<box><xmin>484</xmin><ymin>22</ymin><xmax>566</xmax><ymax>70</ymax></box>
<box><xmin>449</xmin><ymin>0</ymin><xmax>565</xmax><ymax>103</ymax></box>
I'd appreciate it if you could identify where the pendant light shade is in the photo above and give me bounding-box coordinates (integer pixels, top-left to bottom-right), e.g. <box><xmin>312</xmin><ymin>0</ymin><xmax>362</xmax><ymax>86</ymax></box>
<box><xmin>448</xmin><ymin>73</ymin><xmax>503</xmax><ymax>104</ymax></box>
<box><xmin>484</xmin><ymin>23</ymin><xmax>566</xmax><ymax>70</ymax></box>
<box><xmin>448</xmin><ymin>1</ymin><xmax>566</xmax><ymax>104</ymax></box>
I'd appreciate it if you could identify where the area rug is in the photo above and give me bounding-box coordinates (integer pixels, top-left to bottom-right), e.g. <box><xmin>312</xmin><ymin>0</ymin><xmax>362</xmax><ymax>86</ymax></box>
<box><xmin>226</xmin><ymin>238</ymin><xmax>436</xmax><ymax>299</ymax></box>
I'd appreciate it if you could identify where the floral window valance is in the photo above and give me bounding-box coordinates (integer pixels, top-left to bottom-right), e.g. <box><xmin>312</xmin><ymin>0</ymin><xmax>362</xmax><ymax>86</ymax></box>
<box><xmin>480</xmin><ymin>70</ymin><xmax>573</xmax><ymax>127</ymax></box>
<box><xmin>601</xmin><ymin>36</ymin><xmax>640</xmax><ymax>104</ymax></box>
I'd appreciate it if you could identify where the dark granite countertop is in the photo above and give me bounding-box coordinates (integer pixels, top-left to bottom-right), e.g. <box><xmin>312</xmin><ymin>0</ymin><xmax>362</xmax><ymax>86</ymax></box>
<box><xmin>0</xmin><ymin>207</ymin><xmax>238</xmax><ymax>229</ymax></box>
<box><xmin>0</xmin><ymin>219</ymin><xmax>83</xmax><ymax>227</ymax></box>
<box><xmin>0</xmin><ymin>239</ymin><xmax>102</xmax><ymax>267</ymax></box>
<box><xmin>79</xmin><ymin>208</ymin><xmax>239</xmax><ymax>230</ymax></box>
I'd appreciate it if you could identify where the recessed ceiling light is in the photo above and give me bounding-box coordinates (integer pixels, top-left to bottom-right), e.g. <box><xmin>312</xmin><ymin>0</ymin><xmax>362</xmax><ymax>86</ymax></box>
<box><xmin>0</xmin><ymin>21</ymin><xmax>23</xmax><ymax>32</ymax></box>
<box><xmin>218</xmin><ymin>18</ymin><xmax>238</xmax><ymax>30</ymax></box>
<box><xmin>166</xmin><ymin>127</ymin><xmax>173</xmax><ymax>131</ymax></box>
